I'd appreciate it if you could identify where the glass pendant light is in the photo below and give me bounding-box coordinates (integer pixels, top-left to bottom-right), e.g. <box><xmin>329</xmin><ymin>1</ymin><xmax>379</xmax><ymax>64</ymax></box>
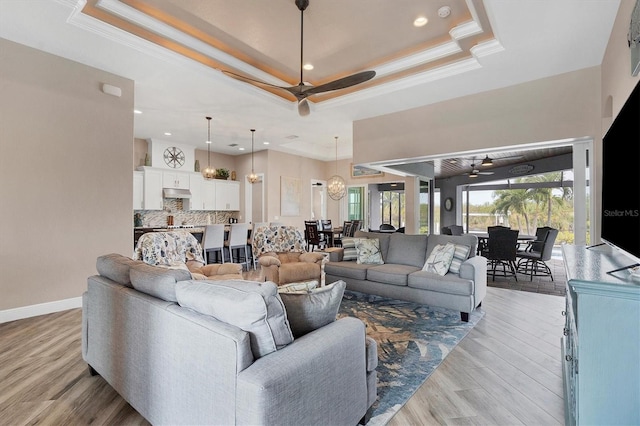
<box><xmin>327</xmin><ymin>136</ymin><xmax>346</xmax><ymax>200</ymax></box>
<box><xmin>247</xmin><ymin>129</ymin><xmax>259</xmax><ymax>184</ymax></box>
<box><xmin>202</xmin><ymin>116</ymin><xmax>216</xmax><ymax>180</ymax></box>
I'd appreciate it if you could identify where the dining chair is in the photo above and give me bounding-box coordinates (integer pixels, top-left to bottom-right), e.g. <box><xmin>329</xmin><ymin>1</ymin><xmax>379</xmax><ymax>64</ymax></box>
<box><xmin>350</xmin><ymin>220</ymin><xmax>361</xmax><ymax>235</ymax></box>
<box><xmin>516</xmin><ymin>227</ymin><xmax>559</xmax><ymax>280</ymax></box>
<box><xmin>202</xmin><ymin>224</ymin><xmax>226</xmax><ymax>264</ymax></box>
<box><xmin>333</xmin><ymin>221</ymin><xmax>351</xmax><ymax>247</ymax></box>
<box><xmin>449</xmin><ymin>225</ymin><xmax>464</xmax><ymax>236</ymax></box>
<box><xmin>485</xmin><ymin>227</ymin><xmax>520</xmax><ymax>281</ymax></box>
<box><xmin>224</xmin><ymin>223</ymin><xmax>251</xmax><ymax>270</ymax></box>
<box><xmin>304</xmin><ymin>221</ymin><xmax>325</xmax><ymax>252</ymax></box>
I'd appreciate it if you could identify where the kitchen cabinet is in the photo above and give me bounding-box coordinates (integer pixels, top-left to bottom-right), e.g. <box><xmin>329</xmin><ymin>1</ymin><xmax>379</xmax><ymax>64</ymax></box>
<box><xmin>215</xmin><ymin>180</ymin><xmax>240</xmax><ymax>211</ymax></box>
<box><xmin>561</xmin><ymin>244</ymin><xmax>640</xmax><ymax>425</ymax></box>
<box><xmin>163</xmin><ymin>171</ymin><xmax>190</xmax><ymax>189</ymax></box>
<box><xmin>133</xmin><ymin>171</ymin><xmax>144</xmax><ymax>210</ymax></box>
<box><xmin>139</xmin><ymin>167</ymin><xmax>163</xmax><ymax>210</ymax></box>
<box><xmin>187</xmin><ymin>174</ymin><xmax>216</xmax><ymax>211</ymax></box>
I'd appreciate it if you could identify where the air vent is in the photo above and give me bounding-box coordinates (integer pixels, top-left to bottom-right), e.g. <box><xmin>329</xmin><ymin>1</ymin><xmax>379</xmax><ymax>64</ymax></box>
<box><xmin>228</xmin><ymin>143</ymin><xmax>238</xmax><ymax>147</ymax></box>
<box><xmin>285</xmin><ymin>135</ymin><xmax>299</xmax><ymax>140</ymax></box>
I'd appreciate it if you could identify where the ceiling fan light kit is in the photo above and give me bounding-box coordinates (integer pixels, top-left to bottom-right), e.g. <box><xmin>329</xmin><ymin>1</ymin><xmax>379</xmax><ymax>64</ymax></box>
<box><xmin>221</xmin><ymin>0</ymin><xmax>375</xmax><ymax>116</ymax></box>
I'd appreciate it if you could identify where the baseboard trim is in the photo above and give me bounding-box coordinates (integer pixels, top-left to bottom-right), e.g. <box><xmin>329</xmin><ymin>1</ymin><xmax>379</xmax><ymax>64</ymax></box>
<box><xmin>0</xmin><ymin>297</ymin><xmax>83</xmax><ymax>324</ymax></box>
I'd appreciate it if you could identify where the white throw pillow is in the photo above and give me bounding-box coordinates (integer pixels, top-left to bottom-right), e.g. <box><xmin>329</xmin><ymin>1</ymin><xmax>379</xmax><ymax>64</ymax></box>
<box><xmin>423</xmin><ymin>243</ymin><xmax>456</xmax><ymax>275</ymax></box>
<box><xmin>279</xmin><ymin>280</ymin><xmax>346</xmax><ymax>338</ymax></box>
<box><xmin>175</xmin><ymin>280</ymin><xmax>294</xmax><ymax>358</ymax></box>
<box><xmin>448</xmin><ymin>244</ymin><xmax>471</xmax><ymax>274</ymax></box>
<box><xmin>355</xmin><ymin>238</ymin><xmax>384</xmax><ymax>265</ymax></box>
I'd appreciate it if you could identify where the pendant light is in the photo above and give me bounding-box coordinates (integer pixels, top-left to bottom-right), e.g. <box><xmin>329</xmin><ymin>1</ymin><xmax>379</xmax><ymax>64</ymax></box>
<box><xmin>247</xmin><ymin>129</ymin><xmax>259</xmax><ymax>184</ymax></box>
<box><xmin>202</xmin><ymin>116</ymin><xmax>216</xmax><ymax>180</ymax></box>
<box><xmin>327</xmin><ymin>136</ymin><xmax>346</xmax><ymax>200</ymax></box>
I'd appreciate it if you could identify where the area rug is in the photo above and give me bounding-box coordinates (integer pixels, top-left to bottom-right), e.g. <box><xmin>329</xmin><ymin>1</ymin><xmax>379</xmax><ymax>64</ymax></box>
<box><xmin>337</xmin><ymin>290</ymin><xmax>485</xmax><ymax>426</ymax></box>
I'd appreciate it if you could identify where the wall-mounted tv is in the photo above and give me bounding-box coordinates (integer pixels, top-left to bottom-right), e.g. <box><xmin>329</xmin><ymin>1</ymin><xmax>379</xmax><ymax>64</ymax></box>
<box><xmin>601</xmin><ymin>79</ymin><xmax>640</xmax><ymax>266</ymax></box>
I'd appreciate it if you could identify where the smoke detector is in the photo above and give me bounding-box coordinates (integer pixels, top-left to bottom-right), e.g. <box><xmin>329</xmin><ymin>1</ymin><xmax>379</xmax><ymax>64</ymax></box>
<box><xmin>438</xmin><ymin>6</ymin><xmax>451</xmax><ymax>18</ymax></box>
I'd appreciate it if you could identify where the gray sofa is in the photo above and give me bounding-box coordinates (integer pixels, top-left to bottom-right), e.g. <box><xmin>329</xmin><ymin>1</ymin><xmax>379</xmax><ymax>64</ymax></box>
<box><xmin>325</xmin><ymin>231</ymin><xmax>487</xmax><ymax>321</ymax></box>
<box><xmin>82</xmin><ymin>253</ymin><xmax>377</xmax><ymax>425</ymax></box>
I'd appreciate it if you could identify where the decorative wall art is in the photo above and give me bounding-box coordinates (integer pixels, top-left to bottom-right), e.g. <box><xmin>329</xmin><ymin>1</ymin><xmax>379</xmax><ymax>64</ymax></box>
<box><xmin>280</xmin><ymin>176</ymin><xmax>302</xmax><ymax>216</ymax></box>
<box><xmin>351</xmin><ymin>164</ymin><xmax>384</xmax><ymax>178</ymax></box>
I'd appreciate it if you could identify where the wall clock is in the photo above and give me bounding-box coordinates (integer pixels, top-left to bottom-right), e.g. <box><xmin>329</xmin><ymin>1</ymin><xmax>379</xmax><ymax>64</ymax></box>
<box><xmin>163</xmin><ymin>146</ymin><xmax>185</xmax><ymax>168</ymax></box>
<box><xmin>444</xmin><ymin>197</ymin><xmax>453</xmax><ymax>211</ymax></box>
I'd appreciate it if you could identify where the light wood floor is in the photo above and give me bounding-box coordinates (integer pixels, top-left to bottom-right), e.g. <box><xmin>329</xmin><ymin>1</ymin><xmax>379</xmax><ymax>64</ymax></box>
<box><xmin>0</xmin><ymin>284</ymin><xmax>565</xmax><ymax>425</ymax></box>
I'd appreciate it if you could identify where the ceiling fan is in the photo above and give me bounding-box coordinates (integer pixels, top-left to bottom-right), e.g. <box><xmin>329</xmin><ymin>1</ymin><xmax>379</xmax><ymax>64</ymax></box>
<box><xmin>448</xmin><ymin>154</ymin><xmax>523</xmax><ymax>166</ymax></box>
<box><xmin>465</xmin><ymin>162</ymin><xmax>495</xmax><ymax>178</ymax></box>
<box><xmin>221</xmin><ymin>0</ymin><xmax>376</xmax><ymax>116</ymax></box>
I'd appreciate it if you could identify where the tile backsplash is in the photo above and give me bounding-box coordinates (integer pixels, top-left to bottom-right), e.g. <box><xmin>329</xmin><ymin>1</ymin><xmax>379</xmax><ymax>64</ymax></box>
<box><xmin>134</xmin><ymin>198</ymin><xmax>236</xmax><ymax>227</ymax></box>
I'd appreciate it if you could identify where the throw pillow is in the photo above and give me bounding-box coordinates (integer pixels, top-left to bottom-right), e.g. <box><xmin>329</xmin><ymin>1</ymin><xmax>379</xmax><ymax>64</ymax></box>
<box><xmin>341</xmin><ymin>237</ymin><xmax>360</xmax><ymax>261</ymax></box>
<box><xmin>355</xmin><ymin>238</ymin><xmax>384</xmax><ymax>265</ymax></box>
<box><xmin>175</xmin><ymin>280</ymin><xmax>294</xmax><ymax>359</ymax></box>
<box><xmin>277</xmin><ymin>280</ymin><xmax>319</xmax><ymax>293</ymax></box>
<box><xmin>448</xmin><ymin>244</ymin><xmax>471</xmax><ymax>274</ymax></box>
<box><xmin>422</xmin><ymin>243</ymin><xmax>456</xmax><ymax>275</ymax></box>
<box><xmin>279</xmin><ymin>280</ymin><xmax>346</xmax><ymax>338</ymax></box>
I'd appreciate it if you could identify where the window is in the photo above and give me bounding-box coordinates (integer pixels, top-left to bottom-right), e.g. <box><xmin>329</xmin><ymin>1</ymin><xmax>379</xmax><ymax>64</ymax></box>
<box><xmin>380</xmin><ymin>190</ymin><xmax>405</xmax><ymax>229</ymax></box>
<box><xmin>347</xmin><ymin>187</ymin><xmax>364</xmax><ymax>221</ymax></box>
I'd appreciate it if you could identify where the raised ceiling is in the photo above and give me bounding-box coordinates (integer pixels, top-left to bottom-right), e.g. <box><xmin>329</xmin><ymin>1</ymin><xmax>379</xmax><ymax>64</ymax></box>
<box><xmin>0</xmin><ymin>0</ymin><xmax>620</xmax><ymax>170</ymax></box>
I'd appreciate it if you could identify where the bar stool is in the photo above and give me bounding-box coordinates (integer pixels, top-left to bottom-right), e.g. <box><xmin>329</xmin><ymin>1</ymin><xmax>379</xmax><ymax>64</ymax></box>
<box><xmin>225</xmin><ymin>223</ymin><xmax>251</xmax><ymax>270</ymax></box>
<box><xmin>202</xmin><ymin>224</ymin><xmax>226</xmax><ymax>264</ymax></box>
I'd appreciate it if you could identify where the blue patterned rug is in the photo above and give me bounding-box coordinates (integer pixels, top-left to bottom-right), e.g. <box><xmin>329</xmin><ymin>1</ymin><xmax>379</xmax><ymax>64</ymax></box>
<box><xmin>338</xmin><ymin>290</ymin><xmax>485</xmax><ymax>425</ymax></box>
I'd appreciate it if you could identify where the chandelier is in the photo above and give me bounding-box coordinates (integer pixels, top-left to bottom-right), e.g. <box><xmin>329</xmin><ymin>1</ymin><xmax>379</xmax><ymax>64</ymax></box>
<box><xmin>202</xmin><ymin>116</ymin><xmax>216</xmax><ymax>180</ymax></box>
<box><xmin>247</xmin><ymin>129</ymin><xmax>259</xmax><ymax>184</ymax></box>
<box><xmin>327</xmin><ymin>136</ymin><xmax>346</xmax><ymax>200</ymax></box>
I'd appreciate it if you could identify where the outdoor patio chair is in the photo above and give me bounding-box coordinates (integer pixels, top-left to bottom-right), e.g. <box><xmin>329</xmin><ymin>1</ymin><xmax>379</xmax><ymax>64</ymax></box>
<box><xmin>485</xmin><ymin>227</ymin><xmax>519</xmax><ymax>281</ymax></box>
<box><xmin>516</xmin><ymin>227</ymin><xmax>559</xmax><ymax>280</ymax></box>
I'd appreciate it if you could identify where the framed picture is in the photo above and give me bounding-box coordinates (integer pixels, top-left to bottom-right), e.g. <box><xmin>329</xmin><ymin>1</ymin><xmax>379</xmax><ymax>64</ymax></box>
<box><xmin>280</xmin><ymin>176</ymin><xmax>302</xmax><ymax>216</ymax></box>
<box><xmin>351</xmin><ymin>164</ymin><xmax>384</xmax><ymax>178</ymax></box>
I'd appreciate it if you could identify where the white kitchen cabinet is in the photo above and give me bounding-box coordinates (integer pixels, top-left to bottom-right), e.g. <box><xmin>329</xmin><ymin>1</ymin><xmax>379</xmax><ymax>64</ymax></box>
<box><xmin>215</xmin><ymin>180</ymin><xmax>240</xmax><ymax>211</ymax></box>
<box><xmin>133</xmin><ymin>171</ymin><xmax>144</xmax><ymax>210</ymax></box>
<box><xmin>163</xmin><ymin>171</ymin><xmax>190</xmax><ymax>189</ymax></box>
<box><xmin>187</xmin><ymin>174</ymin><xmax>217</xmax><ymax>211</ymax></box>
<box><xmin>141</xmin><ymin>167</ymin><xmax>163</xmax><ymax>210</ymax></box>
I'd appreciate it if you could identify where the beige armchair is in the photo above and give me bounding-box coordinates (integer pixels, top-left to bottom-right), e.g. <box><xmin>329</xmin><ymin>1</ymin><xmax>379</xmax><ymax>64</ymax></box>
<box><xmin>252</xmin><ymin>225</ymin><xmax>323</xmax><ymax>285</ymax></box>
<box><xmin>258</xmin><ymin>251</ymin><xmax>324</xmax><ymax>285</ymax></box>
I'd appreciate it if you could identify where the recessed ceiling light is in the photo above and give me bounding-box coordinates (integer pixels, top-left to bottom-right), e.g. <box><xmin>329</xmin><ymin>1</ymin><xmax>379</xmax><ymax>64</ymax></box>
<box><xmin>303</xmin><ymin>63</ymin><xmax>314</xmax><ymax>70</ymax></box>
<box><xmin>239</xmin><ymin>147</ymin><xmax>245</xmax><ymax>151</ymax></box>
<box><xmin>164</xmin><ymin>132</ymin><xmax>172</xmax><ymax>136</ymax></box>
<box><xmin>263</xmin><ymin>141</ymin><xmax>270</xmax><ymax>145</ymax></box>
<box><xmin>133</xmin><ymin>109</ymin><xmax>142</xmax><ymax>114</ymax></box>
<box><xmin>414</xmin><ymin>16</ymin><xmax>428</xmax><ymax>27</ymax></box>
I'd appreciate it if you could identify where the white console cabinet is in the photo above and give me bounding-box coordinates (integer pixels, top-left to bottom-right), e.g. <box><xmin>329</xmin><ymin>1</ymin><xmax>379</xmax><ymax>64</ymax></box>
<box><xmin>561</xmin><ymin>244</ymin><xmax>640</xmax><ymax>426</ymax></box>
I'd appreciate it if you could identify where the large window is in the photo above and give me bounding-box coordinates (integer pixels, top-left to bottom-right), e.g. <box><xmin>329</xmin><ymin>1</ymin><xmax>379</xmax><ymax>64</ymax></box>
<box><xmin>347</xmin><ymin>187</ymin><xmax>364</xmax><ymax>221</ymax></box>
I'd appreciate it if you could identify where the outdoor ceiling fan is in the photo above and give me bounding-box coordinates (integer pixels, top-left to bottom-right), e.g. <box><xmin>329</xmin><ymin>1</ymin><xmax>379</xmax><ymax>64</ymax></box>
<box><xmin>221</xmin><ymin>0</ymin><xmax>376</xmax><ymax>116</ymax></box>
<box><xmin>449</xmin><ymin>153</ymin><xmax>524</xmax><ymax>166</ymax></box>
<box><xmin>465</xmin><ymin>163</ymin><xmax>495</xmax><ymax>178</ymax></box>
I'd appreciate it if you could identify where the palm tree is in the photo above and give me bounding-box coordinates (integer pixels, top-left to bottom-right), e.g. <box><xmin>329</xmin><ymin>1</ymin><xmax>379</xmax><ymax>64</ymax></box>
<box><xmin>492</xmin><ymin>189</ymin><xmax>532</xmax><ymax>233</ymax></box>
<box><xmin>525</xmin><ymin>172</ymin><xmax>573</xmax><ymax>226</ymax></box>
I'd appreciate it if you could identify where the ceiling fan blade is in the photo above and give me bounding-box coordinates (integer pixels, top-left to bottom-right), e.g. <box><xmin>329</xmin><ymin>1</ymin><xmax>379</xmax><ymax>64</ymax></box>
<box><xmin>221</xmin><ymin>69</ymin><xmax>287</xmax><ymax>90</ymax></box>
<box><xmin>298</xmin><ymin>98</ymin><xmax>310</xmax><ymax>116</ymax></box>
<box><xmin>304</xmin><ymin>70</ymin><xmax>376</xmax><ymax>95</ymax></box>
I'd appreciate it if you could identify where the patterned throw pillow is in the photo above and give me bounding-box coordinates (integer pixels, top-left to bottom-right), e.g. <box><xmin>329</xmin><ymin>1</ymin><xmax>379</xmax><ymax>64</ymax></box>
<box><xmin>355</xmin><ymin>238</ymin><xmax>384</xmax><ymax>265</ymax></box>
<box><xmin>423</xmin><ymin>243</ymin><xmax>456</xmax><ymax>275</ymax></box>
<box><xmin>448</xmin><ymin>244</ymin><xmax>471</xmax><ymax>274</ymax></box>
<box><xmin>341</xmin><ymin>237</ymin><xmax>360</xmax><ymax>261</ymax></box>
<box><xmin>277</xmin><ymin>280</ymin><xmax>319</xmax><ymax>293</ymax></box>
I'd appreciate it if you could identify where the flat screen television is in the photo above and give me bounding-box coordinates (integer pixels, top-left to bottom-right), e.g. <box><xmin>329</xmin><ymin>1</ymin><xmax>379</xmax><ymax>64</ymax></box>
<box><xmin>601</xmin><ymin>79</ymin><xmax>640</xmax><ymax>267</ymax></box>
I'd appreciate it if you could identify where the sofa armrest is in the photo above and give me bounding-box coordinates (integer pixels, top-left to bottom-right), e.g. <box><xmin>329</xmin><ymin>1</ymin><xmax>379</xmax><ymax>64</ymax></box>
<box><xmin>236</xmin><ymin>317</ymin><xmax>372</xmax><ymax>425</ymax></box>
<box><xmin>258</xmin><ymin>255</ymin><xmax>281</xmax><ymax>267</ymax></box>
<box><xmin>459</xmin><ymin>255</ymin><xmax>487</xmax><ymax>302</ymax></box>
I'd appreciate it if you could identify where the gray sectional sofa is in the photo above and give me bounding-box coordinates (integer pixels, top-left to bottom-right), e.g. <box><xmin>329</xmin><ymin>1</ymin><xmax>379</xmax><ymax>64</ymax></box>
<box><xmin>325</xmin><ymin>231</ymin><xmax>487</xmax><ymax>321</ymax></box>
<box><xmin>82</xmin><ymin>253</ymin><xmax>377</xmax><ymax>425</ymax></box>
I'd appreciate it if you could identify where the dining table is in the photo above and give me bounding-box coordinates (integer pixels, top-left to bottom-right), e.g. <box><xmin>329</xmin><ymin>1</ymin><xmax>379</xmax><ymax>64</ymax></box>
<box><xmin>319</xmin><ymin>227</ymin><xmax>343</xmax><ymax>247</ymax></box>
<box><xmin>469</xmin><ymin>232</ymin><xmax>536</xmax><ymax>255</ymax></box>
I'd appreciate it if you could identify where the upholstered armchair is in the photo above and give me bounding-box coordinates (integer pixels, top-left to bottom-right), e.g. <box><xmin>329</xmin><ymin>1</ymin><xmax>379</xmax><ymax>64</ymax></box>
<box><xmin>253</xmin><ymin>225</ymin><xmax>324</xmax><ymax>285</ymax></box>
<box><xmin>134</xmin><ymin>231</ymin><xmax>243</xmax><ymax>280</ymax></box>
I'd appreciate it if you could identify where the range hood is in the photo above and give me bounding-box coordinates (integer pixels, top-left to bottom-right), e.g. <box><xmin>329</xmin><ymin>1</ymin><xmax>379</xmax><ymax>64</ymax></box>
<box><xmin>163</xmin><ymin>188</ymin><xmax>192</xmax><ymax>199</ymax></box>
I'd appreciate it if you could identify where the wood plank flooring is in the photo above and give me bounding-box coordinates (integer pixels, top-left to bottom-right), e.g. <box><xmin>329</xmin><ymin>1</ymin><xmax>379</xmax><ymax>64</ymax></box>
<box><xmin>0</xmin><ymin>283</ymin><xmax>565</xmax><ymax>425</ymax></box>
